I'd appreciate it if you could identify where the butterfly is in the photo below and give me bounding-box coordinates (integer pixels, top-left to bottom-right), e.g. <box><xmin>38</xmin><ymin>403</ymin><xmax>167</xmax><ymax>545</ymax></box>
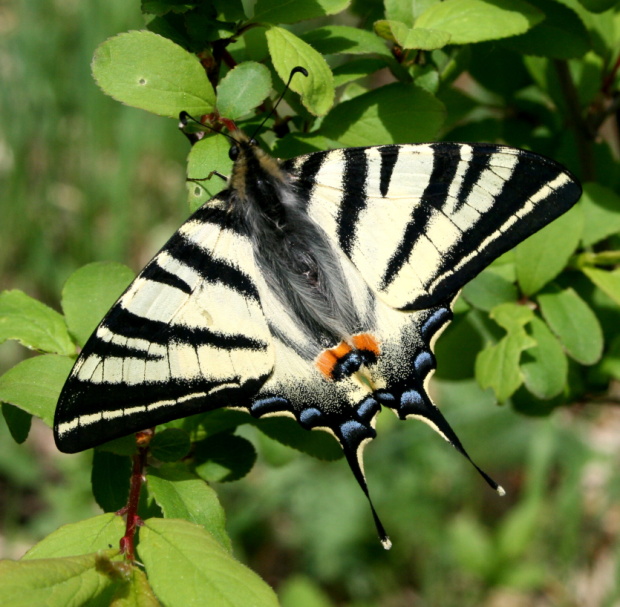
<box><xmin>54</xmin><ymin>79</ymin><xmax>581</xmax><ymax>548</ymax></box>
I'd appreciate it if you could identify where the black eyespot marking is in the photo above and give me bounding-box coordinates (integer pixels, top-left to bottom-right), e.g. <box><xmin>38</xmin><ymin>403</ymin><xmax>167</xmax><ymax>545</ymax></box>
<box><xmin>229</xmin><ymin>145</ymin><xmax>240</xmax><ymax>161</ymax></box>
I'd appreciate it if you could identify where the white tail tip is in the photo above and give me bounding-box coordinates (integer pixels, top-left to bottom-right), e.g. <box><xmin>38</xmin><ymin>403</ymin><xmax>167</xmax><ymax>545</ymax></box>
<box><xmin>381</xmin><ymin>537</ymin><xmax>392</xmax><ymax>550</ymax></box>
<box><xmin>497</xmin><ymin>485</ymin><xmax>506</xmax><ymax>497</ymax></box>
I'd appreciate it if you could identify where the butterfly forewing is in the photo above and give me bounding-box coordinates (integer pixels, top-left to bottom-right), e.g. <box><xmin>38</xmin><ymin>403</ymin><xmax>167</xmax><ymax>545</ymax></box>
<box><xmin>54</xmin><ymin>198</ymin><xmax>274</xmax><ymax>453</ymax></box>
<box><xmin>288</xmin><ymin>143</ymin><xmax>581</xmax><ymax>310</ymax></box>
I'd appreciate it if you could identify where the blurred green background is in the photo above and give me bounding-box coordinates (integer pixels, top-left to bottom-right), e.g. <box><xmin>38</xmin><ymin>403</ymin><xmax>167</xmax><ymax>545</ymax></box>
<box><xmin>2</xmin><ymin>2</ymin><xmax>620</xmax><ymax>606</ymax></box>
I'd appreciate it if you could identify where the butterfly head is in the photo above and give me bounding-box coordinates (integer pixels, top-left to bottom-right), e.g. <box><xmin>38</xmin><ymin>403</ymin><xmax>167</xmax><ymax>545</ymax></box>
<box><xmin>228</xmin><ymin>132</ymin><xmax>259</xmax><ymax>162</ymax></box>
<box><xmin>227</xmin><ymin>130</ymin><xmax>286</xmax><ymax>207</ymax></box>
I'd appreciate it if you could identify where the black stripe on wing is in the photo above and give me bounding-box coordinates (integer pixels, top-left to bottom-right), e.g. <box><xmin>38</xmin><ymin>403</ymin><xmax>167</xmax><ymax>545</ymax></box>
<box><xmin>338</xmin><ymin>148</ymin><xmax>369</xmax><ymax>257</ymax></box>
<box><xmin>190</xmin><ymin>203</ymin><xmax>243</xmax><ymax>233</ymax></box>
<box><xmin>386</xmin><ymin>144</ymin><xmax>581</xmax><ymax>309</ymax></box>
<box><xmin>283</xmin><ymin>150</ymin><xmax>329</xmax><ymax>209</ymax></box>
<box><xmin>166</xmin><ymin>233</ymin><xmax>260</xmax><ymax>302</ymax></box>
<box><xmin>101</xmin><ymin>306</ymin><xmax>265</xmax><ymax>350</ymax></box>
<box><xmin>379</xmin><ymin>145</ymin><xmax>400</xmax><ymax>197</ymax></box>
<box><xmin>141</xmin><ymin>262</ymin><xmax>192</xmax><ymax>294</ymax></box>
<box><xmin>84</xmin><ymin>339</ymin><xmax>163</xmax><ymax>361</ymax></box>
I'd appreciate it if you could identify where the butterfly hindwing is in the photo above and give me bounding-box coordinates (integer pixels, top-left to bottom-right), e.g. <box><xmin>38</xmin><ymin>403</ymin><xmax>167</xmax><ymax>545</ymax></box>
<box><xmin>54</xmin><ymin>198</ymin><xmax>274</xmax><ymax>453</ymax></box>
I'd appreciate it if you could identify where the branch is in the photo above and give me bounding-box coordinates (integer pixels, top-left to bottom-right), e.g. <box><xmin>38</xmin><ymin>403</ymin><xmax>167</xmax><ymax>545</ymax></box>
<box><xmin>554</xmin><ymin>59</ymin><xmax>596</xmax><ymax>181</ymax></box>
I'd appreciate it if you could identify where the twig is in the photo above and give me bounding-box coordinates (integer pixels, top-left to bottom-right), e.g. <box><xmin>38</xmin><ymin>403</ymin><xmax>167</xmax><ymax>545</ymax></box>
<box><xmin>118</xmin><ymin>429</ymin><xmax>154</xmax><ymax>561</ymax></box>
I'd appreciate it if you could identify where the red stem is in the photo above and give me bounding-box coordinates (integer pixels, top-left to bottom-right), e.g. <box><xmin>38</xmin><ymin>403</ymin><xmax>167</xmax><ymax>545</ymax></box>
<box><xmin>118</xmin><ymin>430</ymin><xmax>153</xmax><ymax>561</ymax></box>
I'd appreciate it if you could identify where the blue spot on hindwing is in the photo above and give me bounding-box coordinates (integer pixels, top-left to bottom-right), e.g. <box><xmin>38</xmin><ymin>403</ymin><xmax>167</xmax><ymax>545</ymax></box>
<box><xmin>299</xmin><ymin>407</ymin><xmax>323</xmax><ymax>428</ymax></box>
<box><xmin>333</xmin><ymin>352</ymin><xmax>363</xmax><ymax>380</ymax></box>
<box><xmin>340</xmin><ymin>420</ymin><xmax>376</xmax><ymax>448</ymax></box>
<box><xmin>420</xmin><ymin>307</ymin><xmax>451</xmax><ymax>340</ymax></box>
<box><xmin>375</xmin><ymin>390</ymin><xmax>396</xmax><ymax>407</ymax></box>
<box><xmin>399</xmin><ymin>389</ymin><xmax>426</xmax><ymax>417</ymax></box>
<box><xmin>356</xmin><ymin>397</ymin><xmax>379</xmax><ymax>422</ymax></box>
<box><xmin>414</xmin><ymin>351</ymin><xmax>434</xmax><ymax>376</ymax></box>
<box><xmin>250</xmin><ymin>396</ymin><xmax>289</xmax><ymax>417</ymax></box>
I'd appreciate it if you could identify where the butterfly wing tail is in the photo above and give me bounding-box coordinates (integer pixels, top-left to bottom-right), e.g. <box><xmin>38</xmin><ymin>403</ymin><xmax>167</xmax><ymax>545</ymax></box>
<box><xmin>336</xmin><ymin>418</ymin><xmax>392</xmax><ymax>550</ymax></box>
<box><xmin>394</xmin><ymin>389</ymin><xmax>505</xmax><ymax>495</ymax></box>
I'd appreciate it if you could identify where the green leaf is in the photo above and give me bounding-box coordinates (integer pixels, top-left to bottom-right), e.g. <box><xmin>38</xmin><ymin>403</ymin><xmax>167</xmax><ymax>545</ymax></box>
<box><xmin>511</xmin><ymin>385</ymin><xmax>564</xmax><ymax>417</ymax></box>
<box><xmin>2</xmin><ymin>402</ymin><xmax>32</xmax><ymax>444</ymax></box>
<box><xmin>515</xmin><ymin>204</ymin><xmax>583</xmax><ymax>296</ymax></box>
<box><xmin>461</xmin><ymin>270</ymin><xmax>518</xmax><ymax>312</ymax></box>
<box><xmin>384</xmin><ymin>0</ymin><xmax>418</xmax><ymax>26</ymax></box>
<box><xmin>193</xmin><ymin>433</ymin><xmax>257</xmax><ymax>482</ymax></box>
<box><xmin>321</xmin><ymin>82</ymin><xmax>445</xmax><ymax>146</ymax></box>
<box><xmin>434</xmin><ymin>312</ymin><xmax>484</xmax><ymax>380</ymax></box>
<box><xmin>476</xmin><ymin>334</ymin><xmax>532</xmax><ymax>401</ymax></box>
<box><xmin>374</xmin><ymin>20</ymin><xmax>451</xmax><ymax>50</ymax></box>
<box><xmin>0</xmin><ymin>290</ymin><xmax>74</xmax><ymax>355</ymax></box>
<box><xmin>216</xmin><ymin>62</ymin><xmax>272</xmax><ymax>119</ymax></box>
<box><xmin>92</xmin><ymin>451</ymin><xmax>132</xmax><ymax>513</ymax></box>
<box><xmin>279</xmin><ymin>575</ymin><xmax>335</xmax><ymax>607</ymax></box>
<box><xmin>332</xmin><ymin>58</ymin><xmax>389</xmax><ymax>88</ymax></box>
<box><xmin>521</xmin><ymin>316</ymin><xmax>568</xmax><ymax>399</ymax></box>
<box><xmin>600</xmin><ymin>335</ymin><xmax>620</xmax><ymax>381</ymax></box>
<box><xmin>416</xmin><ymin>0</ymin><xmax>543</xmax><ymax>44</ymax></box>
<box><xmin>583</xmin><ymin>267</ymin><xmax>620</xmax><ymax>307</ymax></box>
<box><xmin>186</xmin><ymin>134</ymin><xmax>233</xmax><ymax>211</ymax></box>
<box><xmin>251</xmin><ymin>0</ymin><xmax>349</xmax><ymax>24</ymax></box>
<box><xmin>0</xmin><ymin>549</ymin><xmax>120</xmax><ymax>607</ymax></box>
<box><xmin>402</xmin><ymin>27</ymin><xmax>452</xmax><ymax>50</ymax></box>
<box><xmin>265</xmin><ymin>26</ymin><xmax>334</xmax><ymax>116</ymax></box>
<box><xmin>147</xmin><ymin>463</ymin><xmax>231</xmax><ymax>551</ymax></box>
<box><xmin>578</xmin><ymin>0</ymin><xmax>618</xmax><ymax>12</ymax></box>
<box><xmin>374</xmin><ymin>19</ymin><xmax>410</xmax><ymax>43</ymax></box>
<box><xmin>138</xmin><ymin>518</ymin><xmax>279</xmax><ymax>607</ymax></box>
<box><xmin>0</xmin><ymin>355</ymin><xmax>74</xmax><ymax>427</ymax></box>
<box><xmin>502</xmin><ymin>0</ymin><xmax>590</xmax><ymax>59</ymax></box>
<box><xmin>92</xmin><ymin>31</ymin><xmax>216</xmax><ymax>118</ymax></box>
<box><xmin>110</xmin><ymin>567</ymin><xmax>160</xmax><ymax>607</ymax></box>
<box><xmin>150</xmin><ymin>428</ymin><xmax>191</xmax><ymax>462</ymax></box>
<box><xmin>254</xmin><ymin>416</ymin><xmax>343</xmax><ymax>461</ymax></box>
<box><xmin>491</xmin><ymin>301</ymin><xmax>535</xmax><ymax>333</ymax></box>
<box><xmin>537</xmin><ymin>287</ymin><xmax>603</xmax><ymax>365</ymax></box>
<box><xmin>23</xmin><ymin>513</ymin><xmax>125</xmax><ymax>558</ymax></box>
<box><xmin>271</xmin><ymin>133</ymin><xmax>341</xmax><ymax>158</ymax></box>
<box><xmin>300</xmin><ymin>25</ymin><xmax>391</xmax><ymax>56</ymax></box>
<box><xmin>211</xmin><ymin>0</ymin><xmax>247</xmax><ymax>21</ymax></box>
<box><xmin>475</xmin><ymin>303</ymin><xmax>536</xmax><ymax>401</ymax></box>
<box><xmin>61</xmin><ymin>262</ymin><xmax>135</xmax><ymax>347</ymax></box>
<box><xmin>580</xmin><ymin>183</ymin><xmax>620</xmax><ymax>247</ymax></box>
<box><xmin>194</xmin><ymin>409</ymin><xmax>254</xmax><ymax>437</ymax></box>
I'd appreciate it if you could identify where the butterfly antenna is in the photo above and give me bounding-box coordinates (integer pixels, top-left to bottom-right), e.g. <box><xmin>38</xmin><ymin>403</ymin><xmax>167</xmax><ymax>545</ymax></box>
<box><xmin>251</xmin><ymin>66</ymin><xmax>308</xmax><ymax>140</ymax></box>
<box><xmin>178</xmin><ymin>111</ymin><xmax>239</xmax><ymax>144</ymax></box>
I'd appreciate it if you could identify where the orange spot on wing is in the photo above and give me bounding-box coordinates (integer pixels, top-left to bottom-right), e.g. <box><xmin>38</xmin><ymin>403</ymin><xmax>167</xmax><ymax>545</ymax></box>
<box><xmin>352</xmin><ymin>333</ymin><xmax>381</xmax><ymax>356</ymax></box>
<box><xmin>332</xmin><ymin>342</ymin><xmax>353</xmax><ymax>358</ymax></box>
<box><xmin>316</xmin><ymin>342</ymin><xmax>352</xmax><ymax>379</ymax></box>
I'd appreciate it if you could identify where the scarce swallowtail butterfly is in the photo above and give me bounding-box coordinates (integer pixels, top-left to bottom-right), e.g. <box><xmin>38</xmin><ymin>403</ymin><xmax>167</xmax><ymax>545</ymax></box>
<box><xmin>54</xmin><ymin>69</ymin><xmax>581</xmax><ymax>549</ymax></box>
